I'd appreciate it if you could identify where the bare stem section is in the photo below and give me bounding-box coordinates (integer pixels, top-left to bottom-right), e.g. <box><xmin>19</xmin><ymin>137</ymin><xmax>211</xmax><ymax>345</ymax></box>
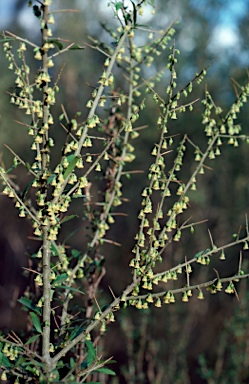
<box><xmin>40</xmin><ymin>4</ymin><xmax>52</xmax><ymax>374</ymax></box>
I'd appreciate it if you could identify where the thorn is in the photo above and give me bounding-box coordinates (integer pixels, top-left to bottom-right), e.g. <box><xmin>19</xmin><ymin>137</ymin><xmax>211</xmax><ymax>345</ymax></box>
<box><xmin>108</xmin><ymin>286</ymin><xmax>116</xmax><ymax>299</ymax></box>
<box><xmin>93</xmin><ymin>294</ymin><xmax>101</xmax><ymax>313</ymax></box>
<box><xmin>208</xmin><ymin>229</ymin><xmax>215</xmax><ymax>248</ymax></box>
<box><xmin>234</xmin><ymin>286</ymin><xmax>240</xmax><ymax>302</ymax></box>
<box><xmin>185</xmin><ymin>256</ymin><xmax>190</xmax><ymax>287</ymax></box>
<box><xmin>239</xmin><ymin>250</ymin><xmax>243</xmax><ymax>273</ymax></box>
<box><xmin>213</xmin><ymin>268</ymin><xmax>220</xmax><ymax>280</ymax></box>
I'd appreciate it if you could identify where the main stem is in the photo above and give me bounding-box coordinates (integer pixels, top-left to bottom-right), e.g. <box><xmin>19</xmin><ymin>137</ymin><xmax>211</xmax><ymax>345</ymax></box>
<box><xmin>41</xmin><ymin>3</ymin><xmax>52</xmax><ymax>375</ymax></box>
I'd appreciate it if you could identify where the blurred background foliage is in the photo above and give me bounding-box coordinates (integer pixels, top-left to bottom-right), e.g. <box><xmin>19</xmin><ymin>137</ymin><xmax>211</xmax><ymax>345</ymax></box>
<box><xmin>1</xmin><ymin>0</ymin><xmax>249</xmax><ymax>382</ymax></box>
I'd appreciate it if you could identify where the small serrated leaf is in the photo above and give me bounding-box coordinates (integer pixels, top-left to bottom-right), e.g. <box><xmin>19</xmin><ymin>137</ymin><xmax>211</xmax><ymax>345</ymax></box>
<box><xmin>25</xmin><ymin>334</ymin><xmax>40</xmax><ymax>345</ymax></box>
<box><xmin>85</xmin><ymin>340</ymin><xmax>96</xmax><ymax>366</ymax></box>
<box><xmin>72</xmin><ymin>193</ymin><xmax>85</xmax><ymax>198</ymax></box>
<box><xmin>70</xmin><ymin>357</ymin><xmax>75</xmax><ymax>368</ymax></box>
<box><xmin>95</xmin><ymin>367</ymin><xmax>116</xmax><ymax>376</ymax></box>
<box><xmin>69</xmin><ymin>45</ymin><xmax>85</xmax><ymax>50</ymax></box>
<box><xmin>60</xmin><ymin>214</ymin><xmax>78</xmax><ymax>224</ymax></box>
<box><xmin>53</xmin><ymin>273</ymin><xmax>69</xmax><ymax>285</ymax></box>
<box><xmin>47</xmin><ymin>39</ymin><xmax>63</xmax><ymax>50</ymax></box>
<box><xmin>131</xmin><ymin>1</ymin><xmax>137</xmax><ymax>25</ymax></box>
<box><xmin>63</xmin><ymin>155</ymin><xmax>80</xmax><ymax>180</ymax></box>
<box><xmin>30</xmin><ymin>312</ymin><xmax>42</xmax><ymax>333</ymax></box>
<box><xmin>55</xmin><ymin>285</ymin><xmax>85</xmax><ymax>295</ymax></box>
<box><xmin>194</xmin><ymin>249</ymin><xmax>210</xmax><ymax>259</ymax></box>
<box><xmin>47</xmin><ymin>174</ymin><xmax>56</xmax><ymax>185</ymax></box>
<box><xmin>21</xmin><ymin>180</ymin><xmax>34</xmax><ymax>200</ymax></box>
<box><xmin>87</xmin><ymin>382</ymin><xmax>101</xmax><ymax>384</ymax></box>
<box><xmin>115</xmin><ymin>2</ymin><xmax>123</xmax><ymax>11</ymax></box>
<box><xmin>50</xmin><ymin>242</ymin><xmax>59</xmax><ymax>256</ymax></box>
<box><xmin>0</xmin><ymin>351</ymin><xmax>12</xmax><ymax>368</ymax></box>
<box><xmin>14</xmin><ymin>355</ymin><xmax>26</xmax><ymax>367</ymax></box>
<box><xmin>0</xmin><ymin>38</ymin><xmax>15</xmax><ymax>43</ymax></box>
<box><xmin>25</xmin><ymin>162</ymin><xmax>31</xmax><ymax>171</ymax></box>
<box><xmin>18</xmin><ymin>297</ymin><xmax>41</xmax><ymax>315</ymax></box>
<box><xmin>71</xmin><ymin>249</ymin><xmax>80</xmax><ymax>258</ymax></box>
<box><xmin>68</xmin><ymin>325</ymin><xmax>84</xmax><ymax>341</ymax></box>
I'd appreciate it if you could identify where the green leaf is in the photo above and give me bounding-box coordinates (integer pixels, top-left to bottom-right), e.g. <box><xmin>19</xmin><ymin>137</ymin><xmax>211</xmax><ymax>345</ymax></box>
<box><xmin>133</xmin><ymin>23</ymin><xmax>149</xmax><ymax>28</ymax></box>
<box><xmin>87</xmin><ymin>382</ymin><xmax>101</xmax><ymax>384</ymax></box>
<box><xmin>105</xmin><ymin>359</ymin><xmax>116</xmax><ymax>365</ymax></box>
<box><xmin>68</xmin><ymin>326</ymin><xmax>84</xmax><ymax>341</ymax></box>
<box><xmin>69</xmin><ymin>45</ymin><xmax>85</xmax><ymax>50</ymax></box>
<box><xmin>47</xmin><ymin>39</ymin><xmax>63</xmax><ymax>50</ymax></box>
<box><xmin>55</xmin><ymin>285</ymin><xmax>85</xmax><ymax>295</ymax></box>
<box><xmin>85</xmin><ymin>340</ymin><xmax>96</xmax><ymax>366</ymax></box>
<box><xmin>71</xmin><ymin>249</ymin><xmax>80</xmax><ymax>258</ymax></box>
<box><xmin>0</xmin><ymin>351</ymin><xmax>12</xmax><ymax>368</ymax></box>
<box><xmin>60</xmin><ymin>214</ymin><xmax>78</xmax><ymax>224</ymax></box>
<box><xmin>22</xmin><ymin>359</ymin><xmax>44</xmax><ymax>368</ymax></box>
<box><xmin>72</xmin><ymin>193</ymin><xmax>86</xmax><ymax>198</ymax></box>
<box><xmin>53</xmin><ymin>273</ymin><xmax>69</xmax><ymax>285</ymax></box>
<box><xmin>70</xmin><ymin>357</ymin><xmax>75</xmax><ymax>368</ymax></box>
<box><xmin>25</xmin><ymin>162</ymin><xmax>33</xmax><ymax>172</ymax></box>
<box><xmin>15</xmin><ymin>355</ymin><xmax>26</xmax><ymax>367</ymax></box>
<box><xmin>67</xmin><ymin>154</ymin><xmax>78</xmax><ymax>162</ymax></box>
<box><xmin>18</xmin><ymin>297</ymin><xmax>41</xmax><ymax>315</ymax></box>
<box><xmin>63</xmin><ymin>155</ymin><xmax>80</xmax><ymax>180</ymax></box>
<box><xmin>25</xmin><ymin>334</ymin><xmax>40</xmax><ymax>345</ymax></box>
<box><xmin>115</xmin><ymin>2</ymin><xmax>123</xmax><ymax>11</ymax></box>
<box><xmin>0</xmin><ymin>38</ymin><xmax>15</xmax><ymax>43</ymax></box>
<box><xmin>33</xmin><ymin>5</ymin><xmax>41</xmax><ymax>18</ymax></box>
<box><xmin>63</xmin><ymin>227</ymin><xmax>80</xmax><ymax>244</ymax></box>
<box><xmin>5</xmin><ymin>161</ymin><xmax>21</xmax><ymax>174</ymax></box>
<box><xmin>21</xmin><ymin>179</ymin><xmax>34</xmax><ymax>200</ymax></box>
<box><xmin>30</xmin><ymin>312</ymin><xmax>42</xmax><ymax>334</ymax></box>
<box><xmin>47</xmin><ymin>174</ymin><xmax>56</xmax><ymax>185</ymax></box>
<box><xmin>55</xmin><ymin>382</ymin><xmax>78</xmax><ymax>384</ymax></box>
<box><xmin>130</xmin><ymin>1</ymin><xmax>137</xmax><ymax>25</ymax></box>
<box><xmin>194</xmin><ymin>248</ymin><xmax>210</xmax><ymax>259</ymax></box>
<box><xmin>50</xmin><ymin>242</ymin><xmax>61</xmax><ymax>257</ymax></box>
<box><xmin>95</xmin><ymin>367</ymin><xmax>116</xmax><ymax>376</ymax></box>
